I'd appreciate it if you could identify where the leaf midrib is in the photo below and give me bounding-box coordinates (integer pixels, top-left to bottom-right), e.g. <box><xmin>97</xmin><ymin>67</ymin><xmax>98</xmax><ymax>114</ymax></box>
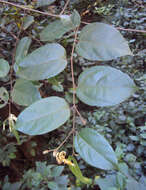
<box><xmin>78</xmin><ymin>132</ymin><xmax>116</xmax><ymax>167</ymax></box>
<box><xmin>19</xmin><ymin>105</ymin><xmax>69</xmax><ymax>123</ymax></box>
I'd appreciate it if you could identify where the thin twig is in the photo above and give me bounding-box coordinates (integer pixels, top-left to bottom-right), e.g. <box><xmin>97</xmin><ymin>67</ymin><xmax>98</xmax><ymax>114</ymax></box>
<box><xmin>70</xmin><ymin>28</ymin><xmax>79</xmax><ymax>155</ymax></box>
<box><xmin>1</xmin><ymin>1</ymin><xmax>145</xmax><ymax>33</ymax></box>
<box><xmin>56</xmin><ymin>129</ymin><xmax>74</xmax><ymax>152</ymax></box>
<box><xmin>81</xmin><ymin>21</ymin><xmax>90</xmax><ymax>25</ymax></box>
<box><xmin>60</xmin><ymin>0</ymin><xmax>70</xmax><ymax>15</ymax></box>
<box><xmin>73</xmin><ymin>105</ymin><xmax>86</xmax><ymax>125</ymax></box>
<box><xmin>116</xmin><ymin>27</ymin><xmax>146</xmax><ymax>33</ymax></box>
<box><xmin>81</xmin><ymin>21</ymin><xmax>146</xmax><ymax>33</ymax></box>
<box><xmin>0</xmin><ymin>27</ymin><xmax>18</xmax><ymax>40</ymax></box>
<box><xmin>70</xmin><ymin>27</ymin><xmax>87</xmax><ymax>154</ymax></box>
<box><xmin>43</xmin><ymin>129</ymin><xmax>74</xmax><ymax>154</ymax></box>
<box><xmin>0</xmin><ymin>0</ymin><xmax>59</xmax><ymax>18</ymax></box>
<box><xmin>43</xmin><ymin>27</ymin><xmax>82</xmax><ymax>155</ymax></box>
<box><xmin>70</xmin><ymin>27</ymin><xmax>78</xmax><ymax>105</ymax></box>
<box><xmin>72</xmin><ymin>107</ymin><xmax>76</xmax><ymax>155</ymax></box>
<box><xmin>70</xmin><ymin>27</ymin><xmax>86</xmax><ymax>127</ymax></box>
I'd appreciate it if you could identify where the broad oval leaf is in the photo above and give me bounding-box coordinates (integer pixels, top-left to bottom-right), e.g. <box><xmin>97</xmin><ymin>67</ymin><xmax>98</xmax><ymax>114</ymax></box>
<box><xmin>60</xmin><ymin>10</ymin><xmax>81</xmax><ymax>28</ymax></box>
<box><xmin>94</xmin><ymin>174</ymin><xmax>117</xmax><ymax>190</ymax></box>
<box><xmin>74</xmin><ymin>128</ymin><xmax>118</xmax><ymax>170</ymax></box>
<box><xmin>0</xmin><ymin>59</ymin><xmax>10</xmax><ymax>78</ymax></box>
<box><xmin>126</xmin><ymin>177</ymin><xmax>145</xmax><ymax>190</ymax></box>
<box><xmin>12</xmin><ymin>79</ymin><xmax>41</xmax><ymax>106</ymax></box>
<box><xmin>0</xmin><ymin>87</ymin><xmax>9</xmax><ymax>108</ymax></box>
<box><xmin>76</xmin><ymin>22</ymin><xmax>133</xmax><ymax>61</ymax></box>
<box><xmin>15</xmin><ymin>97</ymin><xmax>70</xmax><ymax>135</ymax></box>
<box><xmin>40</xmin><ymin>20</ymin><xmax>70</xmax><ymax>42</ymax></box>
<box><xmin>40</xmin><ymin>10</ymin><xmax>80</xmax><ymax>42</ymax></box>
<box><xmin>77</xmin><ymin>66</ymin><xmax>136</xmax><ymax>107</ymax></box>
<box><xmin>16</xmin><ymin>43</ymin><xmax>67</xmax><ymax>81</ymax></box>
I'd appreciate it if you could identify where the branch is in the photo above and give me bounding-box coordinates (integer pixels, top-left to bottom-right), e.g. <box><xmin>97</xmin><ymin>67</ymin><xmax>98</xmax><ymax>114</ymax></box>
<box><xmin>43</xmin><ymin>27</ymin><xmax>86</xmax><ymax>155</ymax></box>
<box><xmin>81</xmin><ymin>21</ymin><xmax>146</xmax><ymax>33</ymax></box>
<box><xmin>116</xmin><ymin>27</ymin><xmax>146</xmax><ymax>33</ymax></box>
<box><xmin>0</xmin><ymin>0</ymin><xmax>59</xmax><ymax>18</ymax></box>
<box><xmin>1</xmin><ymin>1</ymin><xmax>145</xmax><ymax>33</ymax></box>
<box><xmin>1</xmin><ymin>27</ymin><xmax>18</xmax><ymax>40</ymax></box>
<box><xmin>70</xmin><ymin>28</ymin><xmax>86</xmax><ymax>126</ymax></box>
<box><xmin>70</xmin><ymin>27</ymin><xmax>78</xmax><ymax>101</ymax></box>
<box><xmin>73</xmin><ymin>105</ymin><xmax>86</xmax><ymax>125</ymax></box>
<box><xmin>43</xmin><ymin>129</ymin><xmax>74</xmax><ymax>154</ymax></box>
<box><xmin>60</xmin><ymin>0</ymin><xmax>70</xmax><ymax>15</ymax></box>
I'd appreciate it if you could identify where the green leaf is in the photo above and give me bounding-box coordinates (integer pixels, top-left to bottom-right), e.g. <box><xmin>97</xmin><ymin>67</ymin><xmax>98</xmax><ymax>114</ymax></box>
<box><xmin>140</xmin><ymin>133</ymin><xmax>146</xmax><ymax>139</ymax></box>
<box><xmin>40</xmin><ymin>10</ymin><xmax>80</xmax><ymax>42</ymax></box>
<box><xmin>40</xmin><ymin>20</ymin><xmax>69</xmax><ymax>42</ymax></box>
<box><xmin>69</xmin><ymin>187</ymin><xmax>81</xmax><ymax>190</ymax></box>
<box><xmin>15</xmin><ymin>97</ymin><xmax>70</xmax><ymax>135</ymax></box>
<box><xmin>54</xmin><ymin>175</ymin><xmax>68</xmax><ymax>189</ymax></box>
<box><xmin>76</xmin><ymin>22</ymin><xmax>133</xmax><ymax>61</ymax></box>
<box><xmin>22</xmin><ymin>16</ymin><xmax>34</xmax><ymax>30</ymax></box>
<box><xmin>9</xmin><ymin>153</ymin><xmax>16</xmax><ymax>159</ymax></box>
<box><xmin>11</xmin><ymin>125</ymin><xmax>20</xmax><ymax>145</ymax></box>
<box><xmin>76</xmin><ymin>66</ymin><xmax>136</xmax><ymax>107</ymax></box>
<box><xmin>68</xmin><ymin>156</ymin><xmax>92</xmax><ymax>185</ymax></box>
<box><xmin>116</xmin><ymin>172</ymin><xmax>127</xmax><ymax>189</ymax></box>
<box><xmin>117</xmin><ymin>163</ymin><xmax>129</xmax><ymax>176</ymax></box>
<box><xmin>48</xmin><ymin>175</ymin><xmax>68</xmax><ymax>190</ymax></box>
<box><xmin>0</xmin><ymin>59</ymin><xmax>10</xmax><ymax>78</ymax></box>
<box><xmin>71</xmin><ymin>10</ymin><xmax>81</xmax><ymax>27</ymax></box>
<box><xmin>36</xmin><ymin>161</ymin><xmax>52</xmax><ymax>177</ymax></box>
<box><xmin>52</xmin><ymin>84</ymin><xmax>64</xmax><ymax>92</ymax></box>
<box><xmin>74</xmin><ymin>128</ymin><xmax>118</xmax><ymax>170</ymax></box>
<box><xmin>51</xmin><ymin>166</ymin><xmax>64</xmax><ymax>177</ymax></box>
<box><xmin>0</xmin><ymin>87</ymin><xmax>9</xmax><ymax>108</ymax></box>
<box><xmin>2</xmin><ymin>176</ymin><xmax>22</xmax><ymax>190</ymax></box>
<box><xmin>129</xmin><ymin>135</ymin><xmax>139</xmax><ymax>141</ymax></box>
<box><xmin>12</xmin><ymin>79</ymin><xmax>41</xmax><ymax>106</ymax></box>
<box><xmin>15</xmin><ymin>37</ymin><xmax>32</xmax><ymax>65</ymax></box>
<box><xmin>30</xmin><ymin>149</ymin><xmax>36</xmax><ymax>156</ymax></box>
<box><xmin>48</xmin><ymin>181</ymin><xmax>59</xmax><ymax>190</ymax></box>
<box><xmin>36</xmin><ymin>0</ymin><xmax>56</xmax><ymax>8</ymax></box>
<box><xmin>140</xmin><ymin>140</ymin><xmax>146</xmax><ymax>146</ymax></box>
<box><xmin>17</xmin><ymin>43</ymin><xmax>67</xmax><ymax>81</ymax></box>
<box><xmin>94</xmin><ymin>174</ymin><xmax>117</xmax><ymax>190</ymax></box>
<box><xmin>126</xmin><ymin>177</ymin><xmax>145</xmax><ymax>190</ymax></box>
<box><xmin>60</xmin><ymin>10</ymin><xmax>81</xmax><ymax>28</ymax></box>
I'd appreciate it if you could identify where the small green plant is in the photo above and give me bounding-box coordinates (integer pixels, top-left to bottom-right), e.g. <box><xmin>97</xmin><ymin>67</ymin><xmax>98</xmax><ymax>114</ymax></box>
<box><xmin>0</xmin><ymin>143</ymin><xmax>17</xmax><ymax>166</ymax></box>
<box><xmin>0</xmin><ymin>175</ymin><xmax>21</xmax><ymax>190</ymax></box>
<box><xmin>0</xmin><ymin>162</ymin><xmax>68</xmax><ymax>190</ymax></box>
<box><xmin>9</xmin><ymin>11</ymin><xmax>136</xmax><ymax>170</ymax></box>
<box><xmin>0</xmin><ymin>1</ymin><xmax>142</xmax><ymax>189</ymax></box>
<box><xmin>21</xmin><ymin>162</ymin><xmax>68</xmax><ymax>190</ymax></box>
